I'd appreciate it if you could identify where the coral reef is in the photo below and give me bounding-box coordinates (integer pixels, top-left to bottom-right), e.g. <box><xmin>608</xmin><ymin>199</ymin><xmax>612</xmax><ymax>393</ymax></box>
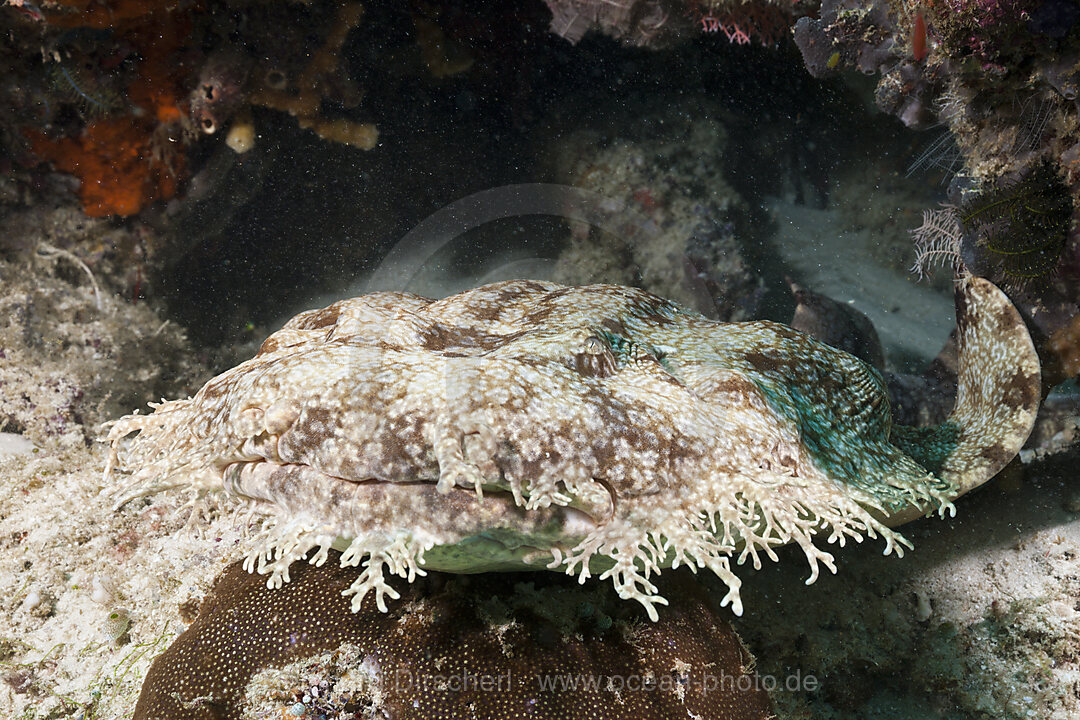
<box><xmin>240</xmin><ymin>1</ymin><xmax>377</xmax><ymax>151</ymax></box>
<box><xmin>792</xmin><ymin>0</ymin><xmax>1080</xmax><ymax>206</ymax></box>
<box><xmin>183</xmin><ymin>0</ymin><xmax>383</xmax><ymax>155</ymax></box>
<box><xmin>16</xmin><ymin>1</ymin><xmax>194</xmax><ymax>217</ymax></box>
<box><xmin>134</xmin><ymin>554</ymin><xmax>772</xmax><ymax>719</ymax></box>
<box><xmin>0</xmin><ymin>443</ymin><xmax>245</xmax><ymax>719</ymax></box>
<box><xmin>38</xmin><ymin>0</ymin><xmax>186</xmax><ymax>31</ymax></box>
<box><xmin>0</xmin><ymin>211</ymin><xmax>217</xmax><ymax>720</ymax></box>
<box><xmin>1</xmin><ymin>0</ymin><xmax>384</xmax><ymax>219</ymax></box>
<box><xmin>1</xmin><ymin>3</ymin><xmax>1079</xmax><ymax>719</ymax></box>
<box><xmin>188</xmin><ymin>48</ymin><xmax>252</xmax><ymax>137</ymax></box>
<box><xmin>911</xmin><ymin>189</ymin><xmax>1080</xmax><ymax>386</ymax></box>
<box><xmin>27</xmin><ymin>117</ymin><xmax>186</xmax><ymax>218</ymax></box>
<box><xmin>1048</xmin><ymin>314</ymin><xmax>1080</xmax><ymax>379</ymax></box>
<box><xmin>106</xmin><ymin>275</ymin><xmax>1038</xmax><ymax>623</ymax></box>
<box><xmin>541</xmin><ymin>0</ymin><xmax>806</xmax><ymax>47</ymax></box>
<box><xmin>691</xmin><ymin>0</ymin><xmax>798</xmax><ymax>46</ymax></box>
<box><xmin>0</xmin><ymin>202</ymin><xmax>202</xmax><ymax>448</ymax></box>
<box><xmin>542</xmin><ymin>0</ymin><xmax>690</xmax><ymax>46</ymax></box>
<box><xmin>793</xmin><ymin>0</ymin><xmax>1080</xmax><ymax>385</ymax></box>
<box><xmin>547</xmin><ymin>109</ymin><xmax>761</xmax><ymax>320</ymax></box>
<box><xmin>956</xmin><ymin>162</ymin><xmax>1073</xmax><ymax>284</ymax></box>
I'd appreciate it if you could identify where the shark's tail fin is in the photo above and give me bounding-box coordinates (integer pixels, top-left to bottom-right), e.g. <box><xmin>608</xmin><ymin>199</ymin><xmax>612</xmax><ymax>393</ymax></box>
<box><xmin>892</xmin><ymin>274</ymin><xmax>1041</xmax><ymax>501</ymax></box>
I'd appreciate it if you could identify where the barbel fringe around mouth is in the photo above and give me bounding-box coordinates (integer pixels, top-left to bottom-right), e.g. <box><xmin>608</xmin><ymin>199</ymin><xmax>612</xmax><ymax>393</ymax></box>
<box><xmin>103</xmin><ymin>276</ymin><xmax>1039</xmax><ymax>621</ymax></box>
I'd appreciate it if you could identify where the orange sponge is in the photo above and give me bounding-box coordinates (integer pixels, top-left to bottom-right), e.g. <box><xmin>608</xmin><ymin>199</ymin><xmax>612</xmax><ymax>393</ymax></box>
<box><xmin>28</xmin><ymin>119</ymin><xmax>180</xmax><ymax>217</ymax></box>
<box><xmin>29</xmin><ymin>3</ymin><xmax>192</xmax><ymax>216</ymax></box>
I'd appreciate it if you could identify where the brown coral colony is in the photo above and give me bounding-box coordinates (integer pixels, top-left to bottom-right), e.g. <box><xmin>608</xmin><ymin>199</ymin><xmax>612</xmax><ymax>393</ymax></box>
<box><xmin>134</xmin><ymin>554</ymin><xmax>773</xmax><ymax>720</ymax></box>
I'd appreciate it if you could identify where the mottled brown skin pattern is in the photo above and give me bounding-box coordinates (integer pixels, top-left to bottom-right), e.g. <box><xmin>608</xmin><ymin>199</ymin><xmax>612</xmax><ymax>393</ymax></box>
<box><xmin>133</xmin><ymin>553</ymin><xmax>772</xmax><ymax>720</ymax></box>
<box><xmin>106</xmin><ymin>276</ymin><xmax>1040</xmax><ymax>620</ymax></box>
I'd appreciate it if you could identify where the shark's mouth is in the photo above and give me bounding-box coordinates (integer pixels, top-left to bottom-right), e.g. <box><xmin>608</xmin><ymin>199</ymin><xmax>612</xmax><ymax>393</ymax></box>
<box><xmin>222</xmin><ymin>459</ymin><xmax>599</xmax><ymax>573</ymax></box>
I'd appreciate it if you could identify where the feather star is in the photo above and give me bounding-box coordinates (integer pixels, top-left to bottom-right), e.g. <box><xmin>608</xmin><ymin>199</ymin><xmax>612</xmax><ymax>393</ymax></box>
<box><xmin>105</xmin><ymin>275</ymin><xmax>1040</xmax><ymax>621</ymax></box>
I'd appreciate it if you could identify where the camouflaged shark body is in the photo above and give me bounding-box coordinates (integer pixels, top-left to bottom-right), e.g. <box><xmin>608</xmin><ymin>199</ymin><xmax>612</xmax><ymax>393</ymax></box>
<box><xmin>106</xmin><ymin>276</ymin><xmax>1040</xmax><ymax>620</ymax></box>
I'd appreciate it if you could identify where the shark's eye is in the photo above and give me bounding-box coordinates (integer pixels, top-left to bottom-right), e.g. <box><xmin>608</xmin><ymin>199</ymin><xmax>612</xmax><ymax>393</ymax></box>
<box><xmin>572</xmin><ymin>335</ymin><xmax>619</xmax><ymax>378</ymax></box>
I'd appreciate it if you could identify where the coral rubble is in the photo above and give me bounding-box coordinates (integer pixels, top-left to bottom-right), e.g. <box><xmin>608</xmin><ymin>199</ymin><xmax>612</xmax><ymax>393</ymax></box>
<box><xmin>736</xmin><ymin>443</ymin><xmax>1080</xmax><ymax>720</ymax></box>
<box><xmin>0</xmin><ymin>203</ymin><xmax>201</xmax><ymax>448</ymax></box>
